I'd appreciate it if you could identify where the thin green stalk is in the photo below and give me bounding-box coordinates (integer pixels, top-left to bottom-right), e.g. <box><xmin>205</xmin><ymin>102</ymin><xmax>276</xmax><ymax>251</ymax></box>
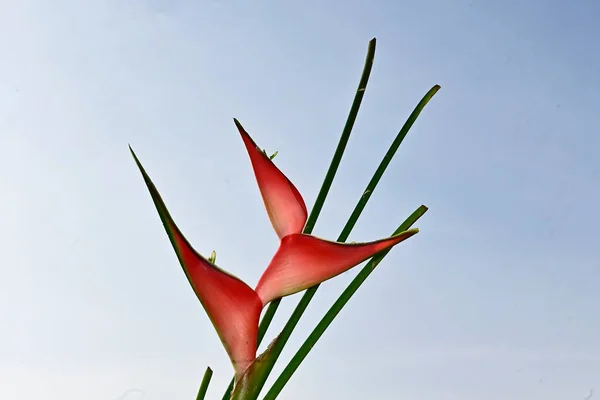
<box><xmin>245</xmin><ymin>84</ymin><xmax>440</xmax><ymax>399</ymax></box>
<box><xmin>337</xmin><ymin>84</ymin><xmax>440</xmax><ymax>240</ymax></box>
<box><xmin>196</xmin><ymin>367</ymin><xmax>213</xmax><ymax>400</ymax></box>
<box><xmin>302</xmin><ymin>37</ymin><xmax>377</xmax><ymax>235</ymax></box>
<box><xmin>221</xmin><ymin>37</ymin><xmax>377</xmax><ymax>400</ymax></box>
<box><xmin>263</xmin><ymin>206</ymin><xmax>428</xmax><ymax>400</ymax></box>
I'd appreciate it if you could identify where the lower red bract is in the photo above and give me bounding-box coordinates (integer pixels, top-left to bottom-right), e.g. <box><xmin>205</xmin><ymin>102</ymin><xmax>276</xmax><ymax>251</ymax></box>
<box><xmin>131</xmin><ymin>147</ymin><xmax>262</xmax><ymax>379</ymax></box>
<box><xmin>170</xmin><ymin>222</ymin><xmax>263</xmax><ymax>376</ymax></box>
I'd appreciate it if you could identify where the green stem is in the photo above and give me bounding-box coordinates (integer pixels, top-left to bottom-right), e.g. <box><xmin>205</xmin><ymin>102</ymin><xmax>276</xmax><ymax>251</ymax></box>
<box><xmin>196</xmin><ymin>367</ymin><xmax>213</xmax><ymax>400</ymax></box>
<box><xmin>302</xmin><ymin>37</ymin><xmax>377</xmax><ymax>235</ymax></box>
<box><xmin>263</xmin><ymin>206</ymin><xmax>428</xmax><ymax>400</ymax></box>
<box><xmin>247</xmin><ymin>83</ymin><xmax>440</xmax><ymax>399</ymax></box>
<box><xmin>221</xmin><ymin>37</ymin><xmax>377</xmax><ymax>400</ymax></box>
<box><xmin>337</xmin><ymin>84</ymin><xmax>440</xmax><ymax>240</ymax></box>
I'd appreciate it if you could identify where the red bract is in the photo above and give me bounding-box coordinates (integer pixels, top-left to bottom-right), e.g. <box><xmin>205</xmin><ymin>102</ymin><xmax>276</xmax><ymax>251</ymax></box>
<box><xmin>130</xmin><ymin>149</ymin><xmax>262</xmax><ymax>379</ymax></box>
<box><xmin>255</xmin><ymin>231</ymin><xmax>417</xmax><ymax>305</ymax></box>
<box><xmin>131</xmin><ymin>120</ymin><xmax>418</xmax><ymax>379</ymax></box>
<box><xmin>236</xmin><ymin>119</ymin><xmax>307</xmax><ymax>239</ymax></box>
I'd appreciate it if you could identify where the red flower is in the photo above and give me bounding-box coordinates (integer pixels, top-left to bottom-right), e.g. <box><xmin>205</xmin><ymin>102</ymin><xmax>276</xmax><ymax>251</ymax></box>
<box><xmin>131</xmin><ymin>120</ymin><xmax>418</xmax><ymax>379</ymax></box>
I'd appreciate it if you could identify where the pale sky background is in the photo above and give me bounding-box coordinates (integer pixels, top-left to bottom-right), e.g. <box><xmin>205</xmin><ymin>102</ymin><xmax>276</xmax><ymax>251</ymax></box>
<box><xmin>2</xmin><ymin>0</ymin><xmax>599</xmax><ymax>399</ymax></box>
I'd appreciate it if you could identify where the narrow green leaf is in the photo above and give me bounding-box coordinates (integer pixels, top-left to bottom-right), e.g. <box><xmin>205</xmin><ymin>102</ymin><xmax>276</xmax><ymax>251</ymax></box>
<box><xmin>301</xmin><ymin>37</ymin><xmax>377</xmax><ymax>236</ymax></box>
<box><xmin>337</xmin><ymin>84</ymin><xmax>439</xmax><ymax>241</ymax></box>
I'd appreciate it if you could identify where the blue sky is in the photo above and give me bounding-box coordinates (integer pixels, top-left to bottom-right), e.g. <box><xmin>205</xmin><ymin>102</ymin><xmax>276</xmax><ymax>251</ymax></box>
<box><xmin>2</xmin><ymin>0</ymin><xmax>599</xmax><ymax>399</ymax></box>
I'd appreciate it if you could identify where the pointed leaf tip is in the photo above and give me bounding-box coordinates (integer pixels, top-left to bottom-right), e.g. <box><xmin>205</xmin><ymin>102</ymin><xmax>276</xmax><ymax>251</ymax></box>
<box><xmin>255</xmin><ymin>229</ymin><xmax>419</xmax><ymax>305</ymax></box>
<box><xmin>233</xmin><ymin>117</ymin><xmax>242</xmax><ymax>129</ymax></box>
<box><xmin>131</xmin><ymin>153</ymin><xmax>262</xmax><ymax>378</ymax></box>
<box><xmin>234</xmin><ymin>120</ymin><xmax>307</xmax><ymax>239</ymax></box>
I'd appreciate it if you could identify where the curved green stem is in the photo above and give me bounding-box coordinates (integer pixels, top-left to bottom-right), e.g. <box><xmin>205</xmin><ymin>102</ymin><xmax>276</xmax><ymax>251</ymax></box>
<box><xmin>337</xmin><ymin>84</ymin><xmax>440</xmax><ymax>240</ymax></box>
<box><xmin>301</xmin><ymin>37</ymin><xmax>377</xmax><ymax>235</ymax></box>
<box><xmin>263</xmin><ymin>206</ymin><xmax>428</xmax><ymax>399</ymax></box>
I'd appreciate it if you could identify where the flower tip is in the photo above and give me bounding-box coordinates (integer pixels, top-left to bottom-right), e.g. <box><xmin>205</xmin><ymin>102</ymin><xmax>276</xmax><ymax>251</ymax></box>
<box><xmin>391</xmin><ymin>227</ymin><xmax>419</xmax><ymax>241</ymax></box>
<box><xmin>234</xmin><ymin>118</ymin><xmax>308</xmax><ymax>239</ymax></box>
<box><xmin>234</xmin><ymin>118</ymin><xmax>261</xmax><ymax>151</ymax></box>
<box><xmin>233</xmin><ymin>119</ymin><xmax>250</xmax><ymax>140</ymax></box>
<box><xmin>128</xmin><ymin>148</ymin><xmax>156</xmax><ymax>191</ymax></box>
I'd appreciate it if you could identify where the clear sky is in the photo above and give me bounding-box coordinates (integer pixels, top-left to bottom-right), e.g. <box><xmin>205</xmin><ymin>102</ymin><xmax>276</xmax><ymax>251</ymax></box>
<box><xmin>2</xmin><ymin>0</ymin><xmax>599</xmax><ymax>399</ymax></box>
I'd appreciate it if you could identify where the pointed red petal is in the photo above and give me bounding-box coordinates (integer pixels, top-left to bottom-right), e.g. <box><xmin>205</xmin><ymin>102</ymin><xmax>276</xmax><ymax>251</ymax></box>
<box><xmin>255</xmin><ymin>230</ymin><xmax>419</xmax><ymax>305</ymax></box>
<box><xmin>234</xmin><ymin>119</ymin><xmax>307</xmax><ymax>239</ymax></box>
<box><xmin>130</xmin><ymin>147</ymin><xmax>262</xmax><ymax>378</ymax></box>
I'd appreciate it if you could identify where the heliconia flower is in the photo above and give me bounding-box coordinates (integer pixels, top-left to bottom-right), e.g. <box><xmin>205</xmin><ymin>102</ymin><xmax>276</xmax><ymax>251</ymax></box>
<box><xmin>130</xmin><ymin>120</ymin><xmax>418</xmax><ymax>379</ymax></box>
<box><xmin>130</xmin><ymin>148</ymin><xmax>262</xmax><ymax>379</ymax></box>
<box><xmin>233</xmin><ymin>119</ymin><xmax>418</xmax><ymax>305</ymax></box>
